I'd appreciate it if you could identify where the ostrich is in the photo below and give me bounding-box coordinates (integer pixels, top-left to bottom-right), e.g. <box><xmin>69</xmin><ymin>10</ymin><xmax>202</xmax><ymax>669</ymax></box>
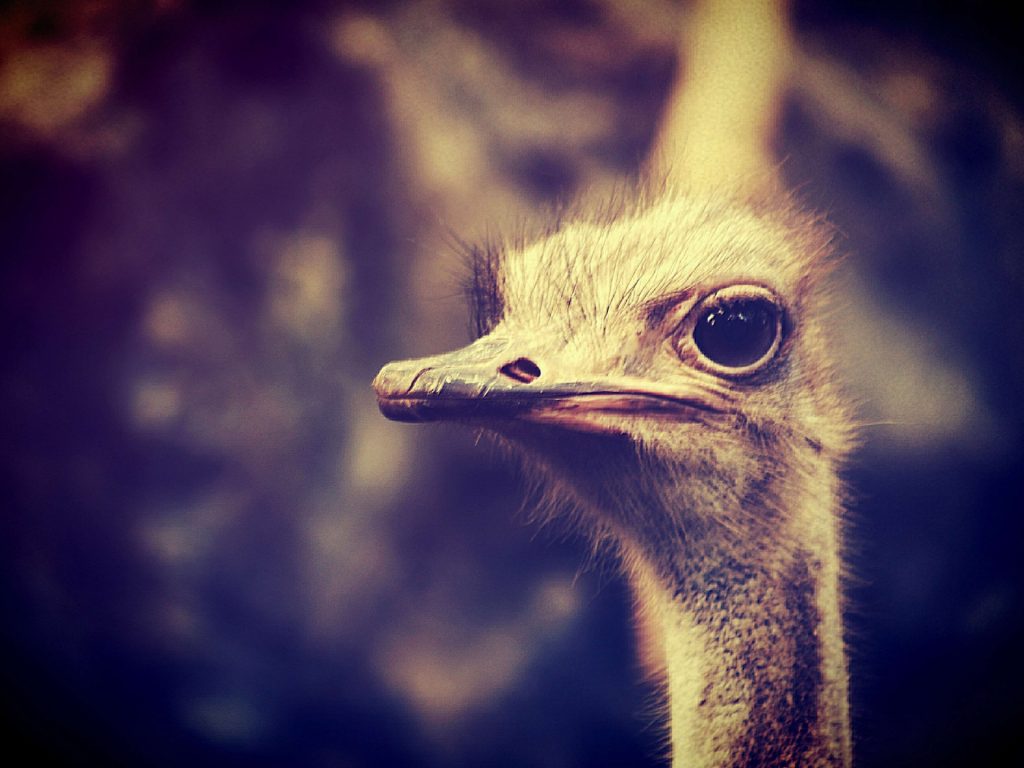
<box><xmin>373</xmin><ymin>1</ymin><xmax>855</xmax><ymax>766</ymax></box>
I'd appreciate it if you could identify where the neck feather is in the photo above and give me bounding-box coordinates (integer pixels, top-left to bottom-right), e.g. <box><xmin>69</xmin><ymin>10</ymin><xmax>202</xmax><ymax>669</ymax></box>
<box><xmin>626</xmin><ymin>464</ymin><xmax>851</xmax><ymax>768</ymax></box>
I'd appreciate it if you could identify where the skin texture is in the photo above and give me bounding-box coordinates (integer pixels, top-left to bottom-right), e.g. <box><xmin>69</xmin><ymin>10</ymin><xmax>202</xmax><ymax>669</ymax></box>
<box><xmin>374</xmin><ymin>188</ymin><xmax>855</xmax><ymax>766</ymax></box>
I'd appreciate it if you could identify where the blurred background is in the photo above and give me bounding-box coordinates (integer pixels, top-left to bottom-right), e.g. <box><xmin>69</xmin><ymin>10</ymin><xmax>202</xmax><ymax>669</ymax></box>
<box><xmin>1</xmin><ymin>1</ymin><xmax>1021</xmax><ymax>766</ymax></box>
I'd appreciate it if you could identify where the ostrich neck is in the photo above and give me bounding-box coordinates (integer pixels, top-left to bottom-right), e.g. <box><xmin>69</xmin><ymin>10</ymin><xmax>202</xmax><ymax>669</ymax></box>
<box><xmin>627</xmin><ymin>476</ymin><xmax>851</xmax><ymax>768</ymax></box>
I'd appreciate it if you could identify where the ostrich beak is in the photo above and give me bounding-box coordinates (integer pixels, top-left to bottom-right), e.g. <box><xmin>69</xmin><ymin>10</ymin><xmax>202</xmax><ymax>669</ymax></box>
<box><xmin>372</xmin><ymin>336</ymin><xmax>733</xmax><ymax>430</ymax></box>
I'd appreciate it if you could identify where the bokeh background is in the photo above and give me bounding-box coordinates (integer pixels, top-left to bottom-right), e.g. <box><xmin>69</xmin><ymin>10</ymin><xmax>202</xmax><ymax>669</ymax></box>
<box><xmin>1</xmin><ymin>1</ymin><xmax>1022</xmax><ymax>766</ymax></box>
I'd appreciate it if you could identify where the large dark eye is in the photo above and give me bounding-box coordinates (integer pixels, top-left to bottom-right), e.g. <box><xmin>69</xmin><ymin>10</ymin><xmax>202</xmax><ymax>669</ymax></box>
<box><xmin>692</xmin><ymin>295</ymin><xmax>781</xmax><ymax>369</ymax></box>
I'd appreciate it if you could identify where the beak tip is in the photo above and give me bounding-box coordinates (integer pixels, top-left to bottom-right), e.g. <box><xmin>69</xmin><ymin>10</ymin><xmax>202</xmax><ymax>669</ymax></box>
<box><xmin>373</xmin><ymin>359</ymin><xmax>433</xmax><ymax>422</ymax></box>
<box><xmin>372</xmin><ymin>361</ymin><xmax>410</xmax><ymax>399</ymax></box>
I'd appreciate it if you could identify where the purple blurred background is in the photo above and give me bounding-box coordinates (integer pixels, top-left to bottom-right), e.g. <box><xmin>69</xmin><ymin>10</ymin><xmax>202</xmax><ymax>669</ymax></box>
<box><xmin>1</xmin><ymin>1</ymin><xmax>1022</xmax><ymax>766</ymax></box>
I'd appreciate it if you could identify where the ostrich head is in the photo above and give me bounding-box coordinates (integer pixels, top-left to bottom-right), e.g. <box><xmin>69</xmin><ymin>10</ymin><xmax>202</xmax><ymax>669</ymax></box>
<box><xmin>374</xmin><ymin>189</ymin><xmax>856</xmax><ymax>765</ymax></box>
<box><xmin>373</xmin><ymin>191</ymin><xmax>851</xmax><ymax>580</ymax></box>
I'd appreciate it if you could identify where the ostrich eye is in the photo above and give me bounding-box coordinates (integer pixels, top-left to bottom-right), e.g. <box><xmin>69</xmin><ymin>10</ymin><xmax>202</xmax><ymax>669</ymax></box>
<box><xmin>692</xmin><ymin>295</ymin><xmax>781</xmax><ymax>369</ymax></box>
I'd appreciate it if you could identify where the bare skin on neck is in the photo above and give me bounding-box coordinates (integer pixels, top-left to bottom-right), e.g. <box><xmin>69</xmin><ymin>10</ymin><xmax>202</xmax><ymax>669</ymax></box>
<box><xmin>627</xmin><ymin>458</ymin><xmax>850</xmax><ymax>768</ymax></box>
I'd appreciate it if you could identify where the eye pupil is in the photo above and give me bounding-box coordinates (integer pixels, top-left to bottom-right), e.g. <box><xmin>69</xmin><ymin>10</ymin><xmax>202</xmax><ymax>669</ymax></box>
<box><xmin>693</xmin><ymin>297</ymin><xmax>779</xmax><ymax>368</ymax></box>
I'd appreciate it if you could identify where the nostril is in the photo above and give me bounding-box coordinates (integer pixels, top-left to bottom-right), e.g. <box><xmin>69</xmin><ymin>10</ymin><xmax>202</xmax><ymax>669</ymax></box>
<box><xmin>499</xmin><ymin>357</ymin><xmax>541</xmax><ymax>383</ymax></box>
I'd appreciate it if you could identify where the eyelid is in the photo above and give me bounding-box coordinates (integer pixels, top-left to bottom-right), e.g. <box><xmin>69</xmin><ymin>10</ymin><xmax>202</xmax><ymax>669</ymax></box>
<box><xmin>684</xmin><ymin>284</ymin><xmax>785</xmax><ymax>325</ymax></box>
<box><xmin>643</xmin><ymin>283</ymin><xmax>782</xmax><ymax>331</ymax></box>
